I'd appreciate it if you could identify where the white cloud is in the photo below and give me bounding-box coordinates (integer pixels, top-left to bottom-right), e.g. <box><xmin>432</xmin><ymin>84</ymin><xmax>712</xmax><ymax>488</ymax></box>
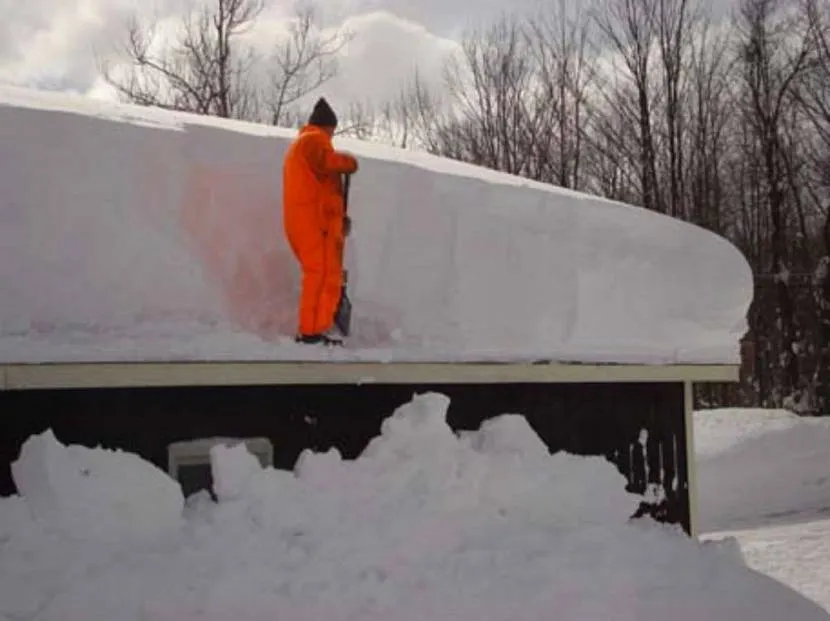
<box><xmin>0</xmin><ymin>0</ymin><xmax>173</xmax><ymax>90</ymax></box>
<box><xmin>1</xmin><ymin>0</ymin><xmax>461</xmax><ymax>120</ymax></box>
<box><xmin>314</xmin><ymin>10</ymin><xmax>460</xmax><ymax>112</ymax></box>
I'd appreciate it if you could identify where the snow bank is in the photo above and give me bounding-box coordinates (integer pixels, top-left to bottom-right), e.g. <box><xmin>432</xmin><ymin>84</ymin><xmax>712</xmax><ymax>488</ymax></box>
<box><xmin>10</xmin><ymin>429</ymin><xmax>183</xmax><ymax>543</ymax></box>
<box><xmin>709</xmin><ymin>517</ymin><xmax>830</xmax><ymax>613</ymax></box>
<box><xmin>694</xmin><ymin>408</ymin><xmax>830</xmax><ymax>533</ymax></box>
<box><xmin>0</xmin><ymin>85</ymin><xmax>753</xmax><ymax>364</ymax></box>
<box><xmin>694</xmin><ymin>407</ymin><xmax>830</xmax><ymax>612</ymax></box>
<box><xmin>695</xmin><ymin>407</ymin><xmax>816</xmax><ymax>458</ymax></box>
<box><xmin>1</xmin><ymin>393</ymin><xmax>827</xmax><ymax>621</ymax></box>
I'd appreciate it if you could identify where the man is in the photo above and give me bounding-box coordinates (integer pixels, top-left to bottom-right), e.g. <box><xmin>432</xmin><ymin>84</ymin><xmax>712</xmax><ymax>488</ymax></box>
<box><xmin>283</xmin><ymin>97</ymin><xmax>358</xmax><ymax>345</ymax></box>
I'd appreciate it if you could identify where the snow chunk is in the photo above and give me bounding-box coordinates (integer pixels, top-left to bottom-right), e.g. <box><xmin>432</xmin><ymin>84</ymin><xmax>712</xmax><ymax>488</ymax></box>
<box><xmin>0</xmin><ymin>495</ymin><xmax>30</xmax><ymax>542</ymax></box>
<box><xmin>11</xmin><ymin>429</ymin><xmax>184</xmax><ymax>543</ymax></box>
<box><xmin>465</xmin><ymin>414</ymin><xmax>637</xmax><ymax>529</ymax></box>
<box><xmin>294</xmin><ymin>446</ymin><xmax>344</xmax><ymax>484</ymax></box>
<box><xmin>209</xmin><ymin>441</ymin><xmax>263</xmax><ymax>502</ymax></box>
<box><xmin>467</xmin><ymin>413</ymin><xmax>550</xmax><ymax>460</ymax></box>
<box><xmin>362</xmin><ymin>391</ymin><xmax>457</xmax><ymax>460</ymax></box>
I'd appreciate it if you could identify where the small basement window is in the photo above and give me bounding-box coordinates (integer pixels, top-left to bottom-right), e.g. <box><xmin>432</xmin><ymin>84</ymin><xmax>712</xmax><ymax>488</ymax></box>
<box><xmin>167</xmin><ymin>436</ymin><xmax>273</xmax><ymax>498</ymax></box>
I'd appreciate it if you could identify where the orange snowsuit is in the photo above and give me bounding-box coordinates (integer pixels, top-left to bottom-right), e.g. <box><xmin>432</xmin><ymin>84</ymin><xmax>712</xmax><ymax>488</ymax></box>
<box><xmin>282</xmin><ymin>124</ymin><xmax>358</xmax><ymax>336</ymax></box>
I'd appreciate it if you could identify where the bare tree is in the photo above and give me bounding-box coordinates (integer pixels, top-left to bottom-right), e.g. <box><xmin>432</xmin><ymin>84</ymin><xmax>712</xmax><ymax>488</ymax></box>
<box><xmin>796</xmin><ymin>0</ymin><xmax>830</xmax><ymax>411</ymax></box>
<box><xmin>735</xmin><ymin>0</ymin><xmax>813</xmax><ymax>403</ymax></box>
<box><xmin>99</xmin><ymin>0</ymin><xmax>348</xmax><ymax>125</ymax></box>
<box><xmin>587</xmin><ymin>0</ymin><xmax>730</xmax><ymax>222</ymax></box>
<box><xmin>379</xmin><ymin>6</ymin><xmax>597</xmax><ymax>189</ymax></box>
<box><xmin>527</xmin><ymin>0</ymin><xmax>594</xmax><ymax>189</ymax></box>
<box><xmin>685</xmin><ymin>13</ymin><xmax>737</xmax><ymax>233</ymax></box>
<box><xmin>436</xmin><ymin>15</ymin><xmax>543</xmax><ymax>176</ymax></box>
<box><xmin>265</xmin><ymin>4</ymin><xmax>350</xmax><ymax>125</ymax></box>
<box><xmin>656</xmin><ymin>0</ymin><xmax>695</xmax><ymax>217</ymax></box>
<box><xmin>799</xmin><ymin>0</ymin><xmax>830</xmax><ymax>145</ymax></box>
<box><xmin>592</xmin><ymin>0</ymin><xmax>663</xmax><ymax>212</ymax></box>
<box><xmin>376</xmin><ymin>71</ymin><xmax>444</xmax><ymax>149</ymax></box>
<box><xmin>337</xmin><ymin>70</ymin><xmax>444</xmax><ymax>148</ymax></box>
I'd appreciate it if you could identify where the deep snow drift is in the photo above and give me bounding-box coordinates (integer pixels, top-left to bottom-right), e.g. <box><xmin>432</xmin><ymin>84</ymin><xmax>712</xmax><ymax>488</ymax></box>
<box><xmin>0</xmin><ymin>85</ymin><xmax>752</xmax><ymax>364</ymax></box>
<box><xmin>1</xmin><ymin>393</ymin><xmax>827</xmax><ymax>621</ymax></box>
<box><xmin>694</xmin><ymin>408</ymin><xmax>830</xmax><ymax>612</ymax></box>
<box><xmin>695</xmin><ymin>408</ymin><xmax>830</xmax><ymax>532</ymax></box>
<box><xmin>711</xmin><ymin>516</ymin><xmax>830</xmax><ymax>613</ymax></box>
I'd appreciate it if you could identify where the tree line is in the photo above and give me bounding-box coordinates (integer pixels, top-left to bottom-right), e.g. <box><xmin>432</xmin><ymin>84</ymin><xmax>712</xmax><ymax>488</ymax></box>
<box><xmin>101</xmin><ymin>0</ymin><xmax>830</xmax><ymax>414</ymax></box>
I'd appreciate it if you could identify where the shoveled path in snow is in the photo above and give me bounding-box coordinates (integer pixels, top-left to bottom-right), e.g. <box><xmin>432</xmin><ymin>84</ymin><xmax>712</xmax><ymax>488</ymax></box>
<box><xmin>695</xmin><ymin>408</ymin><xmax>830</xmax><ymax>612</ymax></box>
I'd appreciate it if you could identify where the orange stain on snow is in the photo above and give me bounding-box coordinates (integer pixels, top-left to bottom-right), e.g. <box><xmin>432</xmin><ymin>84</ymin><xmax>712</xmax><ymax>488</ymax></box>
<box><xmin>179</xmin><ymin>165</ymin><xmax>296</xmax><ymax>338</ymax></box>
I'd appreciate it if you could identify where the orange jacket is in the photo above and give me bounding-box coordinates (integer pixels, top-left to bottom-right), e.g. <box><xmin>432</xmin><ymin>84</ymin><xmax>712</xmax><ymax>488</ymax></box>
<box><xmin>282</xmin><ymin>125</ymin><xmax>358</xmax><ymax>239</ymax></box>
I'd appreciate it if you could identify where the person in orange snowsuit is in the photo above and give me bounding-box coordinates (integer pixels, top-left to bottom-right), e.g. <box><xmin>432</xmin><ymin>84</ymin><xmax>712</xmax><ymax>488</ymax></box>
<box><xmin>283</xmin><ymin>98</ymin><xmax>358</xmax><ymax>344</ymax></box>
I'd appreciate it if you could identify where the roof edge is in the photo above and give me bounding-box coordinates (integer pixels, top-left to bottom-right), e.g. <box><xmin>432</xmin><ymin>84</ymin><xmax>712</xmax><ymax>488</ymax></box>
<box><xmin>1</xmin><ymin>361</ymin><xmax>740</xmax><ymax>390</ymax></box>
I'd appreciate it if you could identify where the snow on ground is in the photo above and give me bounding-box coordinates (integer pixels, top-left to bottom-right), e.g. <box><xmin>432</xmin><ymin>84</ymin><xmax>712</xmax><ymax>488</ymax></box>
<box><xmin>695</xmin><ymin>407</ymin><xmax>830</xmax><ymax>613</ymax></box>
<box><xmin>695</xmin><ymin>408</ymin><xmax>830</xmax><ymax>532</ymax></box>
<box><xmin>706</xmin><ymin>518</ymin><xmax>830</xmax><ymax>614</ymax></box>
<box><xmin>2</xmin><ymin>393</ymin><xmax>828</xmax><ymax>621</ymax></box>
<box><xmin>0</xmin><ymin>84</ymin><xmax>752</xmax><ymax>364</ymax></box>
<box><xmin>694</xmin><ymin>407</ymin><xmax>820</xmax><ymax>459</ymax></box>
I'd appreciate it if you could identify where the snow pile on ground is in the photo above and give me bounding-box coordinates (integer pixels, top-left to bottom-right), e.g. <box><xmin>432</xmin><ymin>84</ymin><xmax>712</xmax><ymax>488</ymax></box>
<box><xmin>695</xmin><ymin>408</ymin><xmax>830</xmax><ymax>532</ymax></box>
<box><xmin>711</xmin><ymin>517</ymin><xmax>830</xmax><ymax>613</ymax></box>
<box><xmin>10</xmin><ymin>429</ymin><xmax>184</xmax><ymax>544</ymax></box>
<box><xmin>0</xmin><ymin>85</ymin><xmax>752</xmax><ymax>364</ymax></box>
<box><xmin>1</xmin><ymin>393</ymin><xmax>827</xmax><ymax>621</ymax></box>
<box><xmin>694</xmin><ymin>407</ymin><xmax>819</xmax><ymax>458</ymax></box>
<box><xmin>694</xmin><ymin>407</ymin><xmax>830</xmax><ymax>613</ymax></box>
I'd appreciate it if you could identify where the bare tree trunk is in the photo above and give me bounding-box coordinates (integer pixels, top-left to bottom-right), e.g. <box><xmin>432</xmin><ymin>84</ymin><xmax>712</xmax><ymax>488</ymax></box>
<box><xmin>594</xmin><ymin>0</ymin><xmax>664</xmax><ymax>212</ymax></box>
<box><xmin>417</xmin><ymin>15</ymin><xmax>553</xmax><ymax>179</ymax></box>
<box><xmin>657</xmin><ymin>0</ymin><xmax>692</xmax><ymax>218</ymax></box>
<box><xmin>800</xmin><ymin>0</ymin><xmax>830</xmax><ymax>412</ymax></box>
<box><xmin>737</xmin><ymin>0</ymin><xmax>812</xmax><ymax>404</ymax></box>
<box><xmin>528</xmin><ymin>0</ymin><xmax>594</xmax><ymax>189</ymax></box>
<box><xmin>98</xmin><ymin>0</ymin><xmax>348</xmax><ymax>125</ymax></box>
<box><xmin>267</xmin><ymin>5</ymin><xmax>350</xmax><ymax>125</ymax></box>
<box><xmin>686</xmin><ymin>17</ymin><xmax>736</xmax><ymax>233</ymax></box>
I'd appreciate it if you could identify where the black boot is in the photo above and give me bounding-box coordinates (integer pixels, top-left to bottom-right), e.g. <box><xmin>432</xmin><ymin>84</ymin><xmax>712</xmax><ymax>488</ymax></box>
<box><xmin>294</xmin><ymin>333</ymin><xmax>343</xmax><ymax>346</ymax></box>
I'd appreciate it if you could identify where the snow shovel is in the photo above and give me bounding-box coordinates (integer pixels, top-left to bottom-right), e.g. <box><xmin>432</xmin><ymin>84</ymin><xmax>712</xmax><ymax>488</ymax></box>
<box><xmin>333</xmin><ymin>173</ymin><xmax>353</xmax><ymax>337</ymax></box>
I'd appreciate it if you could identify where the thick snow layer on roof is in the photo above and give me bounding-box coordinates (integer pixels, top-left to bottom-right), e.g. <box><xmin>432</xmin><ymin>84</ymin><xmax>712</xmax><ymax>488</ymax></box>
<box><xmin>0</xmin><ymin>85</ymin><xmax>752</xmax><ymax>364</ymax></box>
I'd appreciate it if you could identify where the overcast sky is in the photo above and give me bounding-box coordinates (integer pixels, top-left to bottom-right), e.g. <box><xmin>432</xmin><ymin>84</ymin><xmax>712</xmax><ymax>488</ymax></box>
<box><xmin>0</xmin><ymin>0</ymin><xmax>734</xmax><ymax>120</ymax></box>
<box><xmin>0</xmin><ymin>0</ymin><xmax>550</xmax><ymax>118</ymax></box>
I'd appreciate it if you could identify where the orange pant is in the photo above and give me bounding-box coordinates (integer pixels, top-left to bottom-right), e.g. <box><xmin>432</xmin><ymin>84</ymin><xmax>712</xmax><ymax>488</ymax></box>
<box><xmin>288</xmin><ymin>227</ymin><xmax>343</xmax><ymax>335</ymax></box>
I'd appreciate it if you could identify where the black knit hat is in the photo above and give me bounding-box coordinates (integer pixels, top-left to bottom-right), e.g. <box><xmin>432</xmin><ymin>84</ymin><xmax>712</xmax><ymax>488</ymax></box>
<box><xmin>308</xmin><ymin>97</ymin><xmax>338</xmax><ymax>128</ymax></box>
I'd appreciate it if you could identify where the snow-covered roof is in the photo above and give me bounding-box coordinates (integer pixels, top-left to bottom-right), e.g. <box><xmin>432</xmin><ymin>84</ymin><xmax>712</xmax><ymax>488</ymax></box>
<box><xmin>0</xmin><ymin>85</ymin><xmax>753</xmax><ymax>365</ymax></box>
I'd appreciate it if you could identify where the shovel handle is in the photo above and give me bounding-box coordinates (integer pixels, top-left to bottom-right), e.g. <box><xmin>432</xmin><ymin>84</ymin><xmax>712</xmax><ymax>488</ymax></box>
<box><xmin>343</xmin><ymin>173</ymin><xmax>352</xmax><ymax>213</ymax></box>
